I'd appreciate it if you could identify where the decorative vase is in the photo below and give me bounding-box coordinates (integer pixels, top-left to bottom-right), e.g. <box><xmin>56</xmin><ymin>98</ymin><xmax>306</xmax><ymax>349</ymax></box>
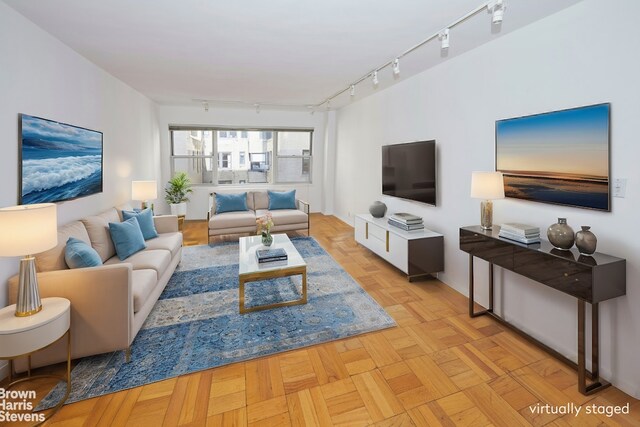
<box><xmin>575</xmin><ymin>226</ymin><xmax>597</xmax><ymax>255</ymax></box>
<box><xmin>547</xmin><ymin>218</ymin><xmax>574</xmax><ymax>250</ymax></box>
<box><xmin>369</xmin><ymin>201</ymin><xmax>387</xmax><ymax>218</ymax></box>
<box><xmin>261</xmin><ymin>232</ymin><xmax>273</xmax><ymax>247</ymax></box>
<box><xmin>170</xmin><ymin>202</ymin><xmax>187</xmax><ymax>216</ymax></box>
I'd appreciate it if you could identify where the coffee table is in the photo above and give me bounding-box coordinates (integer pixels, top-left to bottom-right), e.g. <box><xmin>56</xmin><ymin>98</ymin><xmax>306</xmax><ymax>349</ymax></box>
<box><xmin>238</xmin><ymin>234</ymin><xmax>307</xmax><ymax>314</ymax></box>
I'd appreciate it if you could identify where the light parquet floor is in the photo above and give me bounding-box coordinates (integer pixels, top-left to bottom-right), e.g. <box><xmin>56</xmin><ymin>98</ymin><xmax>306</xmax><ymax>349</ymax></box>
<box><xmin>6</xmin><ymin>214</ymin><xmax>640</xmax><ymax>426</ymax></box>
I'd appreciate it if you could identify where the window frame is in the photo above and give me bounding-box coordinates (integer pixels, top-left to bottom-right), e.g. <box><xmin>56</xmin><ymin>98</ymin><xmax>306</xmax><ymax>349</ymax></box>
<box><xmin>169</xmin><ymin>126</ymin><xmax>313</xmax><ymax>186</ymax></box>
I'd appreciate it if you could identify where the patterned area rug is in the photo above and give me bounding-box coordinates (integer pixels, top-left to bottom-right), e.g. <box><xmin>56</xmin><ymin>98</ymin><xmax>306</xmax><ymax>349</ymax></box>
<box><xmin>39</xmin><ymin>237</ymin><xmax>394</xmax><ymax>408</ymax></box>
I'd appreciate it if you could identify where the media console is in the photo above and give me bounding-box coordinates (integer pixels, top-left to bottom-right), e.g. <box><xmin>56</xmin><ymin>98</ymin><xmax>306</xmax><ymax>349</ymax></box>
<box><xmin>459</xmin><ymin>225</ymin><xmax>626</xmax><ymax>395</ymax></box>
<box><xmin>354</xmin><ymin>214</ymin><xmax>444</xmax><ymax>281</ymax></box>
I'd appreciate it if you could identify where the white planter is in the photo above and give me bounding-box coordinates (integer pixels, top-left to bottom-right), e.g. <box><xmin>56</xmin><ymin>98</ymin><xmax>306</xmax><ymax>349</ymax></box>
<box><xmin>170</xmin><ymin>202</ymin><xmax>187</xmax><ymax>216</ymax></box>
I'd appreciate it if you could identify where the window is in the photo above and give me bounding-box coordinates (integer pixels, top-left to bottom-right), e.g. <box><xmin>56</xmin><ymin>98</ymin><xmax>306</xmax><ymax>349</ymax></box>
<box><xmin>276</xmin><ymin>131</ymin><xmax>312</xmax><ymax>183</ymax></box>
<box><xmin>170</xmin><ymin>127</ymin><xmax>312</xmax><ymax>185</ymax></box>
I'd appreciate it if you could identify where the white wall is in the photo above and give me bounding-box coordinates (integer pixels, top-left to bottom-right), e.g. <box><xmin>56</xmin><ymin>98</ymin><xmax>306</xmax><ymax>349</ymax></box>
<box><xmin>155</xmin><ymin>105</ymin><xmax>327</xmax><ymax>219</ymax></box>
<box><xmin>333</xmin><ymin>0</ymin><xmax>640</xmax><ymax>398</ymax></box>
<box><xmin>0</xmin><ymin>0</ymin><xmax>161</xmax><ymax>310</ymax></box>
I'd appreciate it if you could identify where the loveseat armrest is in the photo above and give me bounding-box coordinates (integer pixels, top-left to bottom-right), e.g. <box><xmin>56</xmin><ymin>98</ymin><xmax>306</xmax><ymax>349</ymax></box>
<box><xmin>154</xmin><ymin>215</ymin><xmax>179</xmax><ymax>233</ymax></box>
<box><xmin>297</xmin><ymin>199</ymin><xmax>310</xmax><ymax>214</ymax></box>
<box><xmin>8</xmin><ymin>264</ymin><xmax>133</xmax><ymax>363</ymax></box>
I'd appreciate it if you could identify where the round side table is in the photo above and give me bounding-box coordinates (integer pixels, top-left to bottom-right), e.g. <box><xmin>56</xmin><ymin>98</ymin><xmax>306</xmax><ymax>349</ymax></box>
<box><xmin>0</xmin><ymin>297</ymin><xmax>71</xmax><ymax>426</ymax></box>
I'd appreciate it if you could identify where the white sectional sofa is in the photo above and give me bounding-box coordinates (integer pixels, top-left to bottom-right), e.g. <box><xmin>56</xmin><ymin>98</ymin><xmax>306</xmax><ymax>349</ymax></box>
<box><xmin>207</xmin><ymin>190</ymin><xmax>310</xmax><ymax>241</ymax></box>
<box><xmin>7</xmin><ymin>204</ymin><xmax>182</xmax><ymax>369</ymax></box>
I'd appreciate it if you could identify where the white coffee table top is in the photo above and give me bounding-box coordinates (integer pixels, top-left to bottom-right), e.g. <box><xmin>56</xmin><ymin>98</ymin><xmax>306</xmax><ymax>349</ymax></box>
<box><xmin>239</xmin><ymin>234</ymin><xmax>306</xmax><ymax>276</ymax></box>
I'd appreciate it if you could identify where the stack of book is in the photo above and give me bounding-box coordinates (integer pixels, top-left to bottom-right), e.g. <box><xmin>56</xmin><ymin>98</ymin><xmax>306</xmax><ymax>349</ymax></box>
<box><xmin>256</xmin><ymin>248</ymin><xmax>288</xmax><ymax>264</ymax></box>
<box><xmin>388</xmin><ymin>213</ymin><xmax>424</xmax><ymax>231</ymax></box>
<box><xmin>499</xmin><ymin>223</ymin><xmax>541</xmax><ymax>244</ymax></box>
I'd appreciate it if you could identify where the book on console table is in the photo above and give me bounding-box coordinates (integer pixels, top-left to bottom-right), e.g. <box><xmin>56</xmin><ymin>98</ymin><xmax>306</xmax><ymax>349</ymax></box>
<box><xmin>388</xmin><ymin>219</ymin><xmax>425</xmax><ymax>231</ymax></box>
<box><xmin>498</xmin><ymin>230</ymin><xmax>541</xmax><ymax>244</ymax></box>
<box><xmin>389</xmin><ymin>213</ymin><xmax>423</xmax><ymax>225</ymax></box>
<box><xmin>256</xmin><ymin>248</ymin><xmax>288</xmax><ymax>263</ymax></box>
<box><xmin>500</xmin><ymin>223</ymin><xmax>540</xmax><ymax>236</ymax></box>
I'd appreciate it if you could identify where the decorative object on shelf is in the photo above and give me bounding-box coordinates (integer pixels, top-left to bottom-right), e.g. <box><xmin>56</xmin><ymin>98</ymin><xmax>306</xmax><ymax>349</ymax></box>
<box><xmin>547</xmin><ymin>218</ymin><xmax>575</xmax><ymax>250</ymax></box>
<box><xmin>575</xmin><ymin>226</ymin><xmax>597</xmax><ymax>255</ymax></box>
<box><xmin>132</xmin><ymin>180</ymin><xmax>157</xmax><ymax>211</ymax></box>
<box><xmin>470</xmin><ymin>171</ymin><xmax>505</xmax><ymax>230</ymax></box>
<box><xmin>0</xmin><ymin>203</ymin><xmax>58</xmax><ymax>316</ymax></box>
<box><xmin>165</xmin><ymin>172</ymin><xmax>193</xmax><ymax>216</ymax></box>
<box><xmin>388</xmin><ymin>213</ymin><xmax>424</xmax><ymax>231</ymax></box>
<box><xmin>498</xmin><ymin>223</ymin><xmax>541</xmax><ymax>244</ymax></box>
<box><xmin>256</xmin><ymin>212</ymin><xmax>274</xmax><ymax>246</ymax></box>
<box><xmin>369</xmin><ymin>201</ymin><xmax>387</xmax><ymax>218</ymax></box>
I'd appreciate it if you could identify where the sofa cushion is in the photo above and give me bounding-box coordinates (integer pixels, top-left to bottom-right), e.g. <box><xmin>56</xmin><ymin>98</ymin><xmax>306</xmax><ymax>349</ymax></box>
<box><xmin>109</xmin><ymin>217</ymin><xmax>147</xmax><ymax>260</ymax></box>
<box><xmin>64</xmin><ymin>237</ymin><xmax>103</xmax><ymax>269</ymax></box>
<box><xmin>209</xmin><ymin>211</ymin><xmax>257</xmax><ymax>230</ymax></box>
<box><xmin>268</xmin><ymin>190</ymin><xmax>296</xmax><ymax>210</ymax></box>
<box><xmin>105</xmin><ymin>249</ymin><xmax>171</xmax><ymax>276</ymax></box>
<box><xmin>82</xmin><ymin>208</ymin><xmax>120</xmax><ymax>262</ymax></box>
<box><xmin>215</xmin><ymin>192</ymin><xmax>248</xmax><ymax>214</ymax></box>
<box><xmin>115</xmin><ymin>203</ymin><xmax>134</xmax><ymax>221</ymax></box>
<box><xmin>122</xmin><ymin>208</ymin><xmax>158</xmax><ymax>240</ymax></box>
<box><xmin>132</xmin><ymin>269</ymin><xmax>158</xmax><ymax>313</ymax></box>
<box><xmin>256</xmin><ymin>209</ymin><xmax>307</xmax><ymax>225</ymax></box>
<box><xmin>36</xmin><ymin>221</ymin><xmax>91</xmax><ymax>272</ymax></box>
<box><xmin>252</xmin><ymin>191</ymin><xmax>270</xmax><ymax>210</ymax></box>
<box><xmin>144</xmin><ymin>232</ymin><xmax>183</xmax><ymax>257</ymax></box>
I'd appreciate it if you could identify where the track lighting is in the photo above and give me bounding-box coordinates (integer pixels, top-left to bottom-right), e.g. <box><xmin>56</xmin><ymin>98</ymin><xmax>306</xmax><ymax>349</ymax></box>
<box><xmin>350</xmin><ymin>85</ymin><xmax>355</xmax><ymax>97</ymax></box>
<box><xmin>488</xmin><ymin>0</ymin><xmax>505</xmax><ymax>24</ymax></box>
<box><xmin>372</xmin><ymin>70</ymin><xmax>379</xmax><ymax>86</ymax></box>
<box><xmin>439</xmin><ymin>29</ymin><xmax>450</xmax><ymax>50</ymax></box>
<box><xmin>392</xmin><ymin>58</ymin><xmax>400</xmax><ymax>76</ymax></box>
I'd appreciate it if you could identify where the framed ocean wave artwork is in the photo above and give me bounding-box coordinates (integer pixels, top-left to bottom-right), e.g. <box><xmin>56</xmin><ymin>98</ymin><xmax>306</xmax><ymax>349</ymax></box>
<box><xmin>495</xmin><ymin>103</ymin><xmax>610</xmax><ymax>211</ymax></box>
<box><xmin>19</xmin><ymin>114</ymin><xmax>103</xmax><ymax>204</ymax></box>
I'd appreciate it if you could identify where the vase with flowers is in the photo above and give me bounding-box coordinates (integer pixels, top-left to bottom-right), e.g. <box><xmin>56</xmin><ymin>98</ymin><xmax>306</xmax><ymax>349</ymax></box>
<box><xmin>256</xmin><ymin>212</ymin><xmax>274</xmax><ymax>246</ymax></box>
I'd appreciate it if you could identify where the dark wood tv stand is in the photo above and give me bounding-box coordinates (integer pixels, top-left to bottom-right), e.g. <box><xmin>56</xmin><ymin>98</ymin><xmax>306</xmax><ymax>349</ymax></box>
<box><xmin>459</xmin><ymin>225</ymin><xmax>626</xmax><ymax>395</ymax></box>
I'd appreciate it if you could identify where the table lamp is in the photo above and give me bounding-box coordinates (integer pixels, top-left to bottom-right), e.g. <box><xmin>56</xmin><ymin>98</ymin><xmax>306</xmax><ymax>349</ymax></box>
<box><xmin>470</xmin><ymin>171</ymin><xmax>505</xmax><ymax>230</ymax></box>
<box><xmin>132</xmin><ymin>180</ymin><xmax>157</xmax><ymax>210</ymax></box>
<box><xmin>0</xmin><ymin>203</ymin><xmax>57</xmax><ymax>316</ymax></box>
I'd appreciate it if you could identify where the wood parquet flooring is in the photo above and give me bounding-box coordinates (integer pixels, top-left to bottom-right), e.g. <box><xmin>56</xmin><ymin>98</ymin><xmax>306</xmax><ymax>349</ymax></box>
<box><xmin>4</xmin><ymin>214</ymin><xmax>639</xmax><ymax>426</ymax></box>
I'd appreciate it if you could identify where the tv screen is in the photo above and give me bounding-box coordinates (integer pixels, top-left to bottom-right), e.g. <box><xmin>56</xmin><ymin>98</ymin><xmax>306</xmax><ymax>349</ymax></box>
<box><xmin>496</xmin><ymin>103</ymin><xmax>610</xmax><ymax>211</ymax></box>
<box><xmin>19</xmin><ymin>114</ymin><xmax>103</xmax><ymax>204</ymax></box>
<box><xmin>382</xmin><ymin>140</ymin><xmax>436</xmax><ymax>206</ymax></box>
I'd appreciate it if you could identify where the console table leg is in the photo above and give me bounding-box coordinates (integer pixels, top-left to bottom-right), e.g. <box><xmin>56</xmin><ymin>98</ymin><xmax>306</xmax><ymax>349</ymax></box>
<box><xmin>578</xmin><ymin>300</ymin><xmax>586</xmax><ymax>393</ymax></box>
<box><xmin>489</xmin><ymin>262</ymin><xmax>494</xmax><ymax>313</ymax></box>
<box><xmin>468</xmin><ymin>255</ymin><xmax>475</xmax><ymax>317</ymax></box>
<box><xmin>592</xmin><ymin>302</ymin><xmax>599</xmax><ymax>380</ymax></box>
<box><xmin>578</xmin><ymin>300</ymin><xmax>610</xmax><ymax>395</ymax></box>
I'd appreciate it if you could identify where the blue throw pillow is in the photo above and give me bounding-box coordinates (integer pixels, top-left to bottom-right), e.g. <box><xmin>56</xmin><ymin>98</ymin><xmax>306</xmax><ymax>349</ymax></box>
<box><xmin>109</xmin><ymin>217</ymin><xmax>147</xmax><ymax>260</ymax></box>
<box><xmin>64</xmin><ymin>237</ymin><xmax>103</xmax><ymax>269</ymax></box>
<box><xmin>122</xmin><ymin>208</ymin><xmax>158</xmax><ymax>240</ymax></box>
<box><xmin>215</xmin><ymin>192</ymin><xmax>248</xmax><ymax>214</ymax></box>
<box><xmin>268</xmin><ymin>190</ymin><xmax>296</xmax><ymax>210</ymax></box>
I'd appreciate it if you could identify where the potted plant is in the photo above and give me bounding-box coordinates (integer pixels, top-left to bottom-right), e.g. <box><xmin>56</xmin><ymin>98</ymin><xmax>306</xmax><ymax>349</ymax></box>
<box><xmin>165</xmin><ymin>172</ymin><xmax>193</xmax><ymax>216</ymax></box>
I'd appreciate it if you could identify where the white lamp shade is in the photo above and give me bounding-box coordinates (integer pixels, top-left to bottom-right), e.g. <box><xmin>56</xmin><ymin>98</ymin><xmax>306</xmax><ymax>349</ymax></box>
<box><xmin>0</xmin><ymin>203</ymin><xmax>57</xmax><ymax>256</ymax></box>
<box><xmin>132</xmin><ymin>180</ymin><xmax>157</xmax><ymax>201</ymax></box>
<box><xmin>470</xmin><ymin>171</ymin><xmax>505</xmax><ymax>200</ymax></box>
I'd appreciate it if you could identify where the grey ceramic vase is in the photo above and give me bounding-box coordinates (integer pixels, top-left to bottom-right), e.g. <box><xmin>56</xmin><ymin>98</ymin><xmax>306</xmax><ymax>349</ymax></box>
<box><xmin>575</xmin><ymin>226</ymin><xmax>597</xmax><ymax>255</ymax></box>
<box><xmin>369</xmin><ymin>201</ymin><xmax>387</xmax><ymax>218</ymax></box>
<box><xmin>547</xmin><ymin>218</ymin><xmax>574</xmax><ymax>250</ymax></box>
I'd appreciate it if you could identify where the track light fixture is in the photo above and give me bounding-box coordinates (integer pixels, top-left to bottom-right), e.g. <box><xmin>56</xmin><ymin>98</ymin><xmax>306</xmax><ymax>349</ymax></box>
<box><xmin>350</xmin><ymin>85</ymin><xmax>355</xmax><ymax>97</ymax></box>
<box><xmin>488</xmin><ymin>0</ymin><xmax>505</xmax><ymax>24</ymax></box>
<box><xmin>372</xmin><ymin>70</ymin><xmax>379</xmax><ymax>86</ymax></box>
<box><xmin>392</xmin><ymin>58</ymin><xmax>400</xmax><ymax>76</ymax></box>
<box><xmin>439</xmin><ymin>29</ymin><xmax>450</xmax><ymax>50</ymax></box>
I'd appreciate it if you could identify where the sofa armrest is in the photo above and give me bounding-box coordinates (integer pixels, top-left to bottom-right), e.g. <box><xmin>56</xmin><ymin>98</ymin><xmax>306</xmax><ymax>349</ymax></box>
<box><xmin>297</xmin><ymin>199</ymin><xmax>310</xmax><ymax>214</ymax></box>
<box><xmin>154</xmin><ymin>215</ymin><xmax>179</xmax><ymax>233</ymax></box>
<box><xmin>8</xmin><ymin>264</ymin><xmax>133</xmax><ymax>361</ymax></box>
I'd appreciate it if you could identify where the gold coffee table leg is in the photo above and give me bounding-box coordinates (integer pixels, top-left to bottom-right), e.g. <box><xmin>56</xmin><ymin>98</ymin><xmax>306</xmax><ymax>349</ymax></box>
<box><xmin>239</xmin><ymin>266</ymin><xmax>308</xmax><ymax>314</ymax></box>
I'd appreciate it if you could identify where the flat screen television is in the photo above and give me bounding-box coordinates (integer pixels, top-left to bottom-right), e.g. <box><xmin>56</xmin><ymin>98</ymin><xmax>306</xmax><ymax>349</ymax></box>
<box><xmin>495</xmin><ymin>103</ymin><xmax>610</xmax><ymax>211</ymax></box>
<box><xmin>382</xmin><ymin>140</ymin><xmax>436</xmax><ymax>206</ymax></box>
<box><xmin>19</xmin><ymin>114</ymin><xmax>103</xmax><ymax>204</ymax></box>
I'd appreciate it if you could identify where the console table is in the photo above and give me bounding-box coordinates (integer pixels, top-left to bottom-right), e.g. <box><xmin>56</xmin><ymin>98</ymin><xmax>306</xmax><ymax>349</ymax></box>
<box><xmin>459</xmin><ymin>225</ymin><xmax>626</xmax><ymax>395</ymax></box>
<box><xmin>355</xmin><ymin>214</ymin><xmax>444</xmax><ymax>281</ymax></box>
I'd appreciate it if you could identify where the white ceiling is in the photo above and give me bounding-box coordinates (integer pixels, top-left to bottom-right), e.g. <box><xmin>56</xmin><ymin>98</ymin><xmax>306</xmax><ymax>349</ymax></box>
<box><xmin>4</xmin><ymin>0</ymin><xmax>582</xmax><ymax>110</ymax></box>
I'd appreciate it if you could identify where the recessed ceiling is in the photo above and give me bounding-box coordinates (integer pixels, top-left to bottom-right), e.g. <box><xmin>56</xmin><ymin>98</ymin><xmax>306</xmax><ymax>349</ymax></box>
<box><xmin>4</xmin><ymin>0</ymin><xmax>582</xmax><ymax>109</ymax></box>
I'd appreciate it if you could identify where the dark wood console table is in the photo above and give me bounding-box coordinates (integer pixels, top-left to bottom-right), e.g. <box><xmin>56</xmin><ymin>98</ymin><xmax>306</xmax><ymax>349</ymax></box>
<box><xmin>459</xmin><ymin>225</ymin><xmax>626</xmax><ymax>395</ymax></box>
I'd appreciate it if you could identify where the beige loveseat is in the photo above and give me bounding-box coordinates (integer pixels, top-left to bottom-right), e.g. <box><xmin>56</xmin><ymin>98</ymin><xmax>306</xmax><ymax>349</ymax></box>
<box><xmin>207</xmin><ymin>190</ymin><xmax>309</xmax><ymax>241</ymax></box>
<box><xmin>7</xmin><ymin>204</ymin><xmax>182</xmax><ymax>369</ymax></box>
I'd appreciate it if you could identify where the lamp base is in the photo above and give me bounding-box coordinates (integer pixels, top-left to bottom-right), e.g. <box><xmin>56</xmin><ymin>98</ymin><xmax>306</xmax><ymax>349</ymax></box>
<box><xmin>141</xmin><ymin>201</ymin><xmax>148</xmax><ymax>210</ymax></box>
<box><xmin>15</xmin><ymin>256</ymin><xmax>42</xmax><ymax>317</ymax></box>
<box><xmin>480</xmin><ymin>200</ymin><xmax>493</xmax><ymax>230</ymax></box>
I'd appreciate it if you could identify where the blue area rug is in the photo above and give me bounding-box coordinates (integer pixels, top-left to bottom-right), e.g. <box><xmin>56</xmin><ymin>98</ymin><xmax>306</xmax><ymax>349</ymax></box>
<box><xmin>39</xmin><ymin>237</ymin><xmax>394</xmax><ymax>408</ymax></box>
